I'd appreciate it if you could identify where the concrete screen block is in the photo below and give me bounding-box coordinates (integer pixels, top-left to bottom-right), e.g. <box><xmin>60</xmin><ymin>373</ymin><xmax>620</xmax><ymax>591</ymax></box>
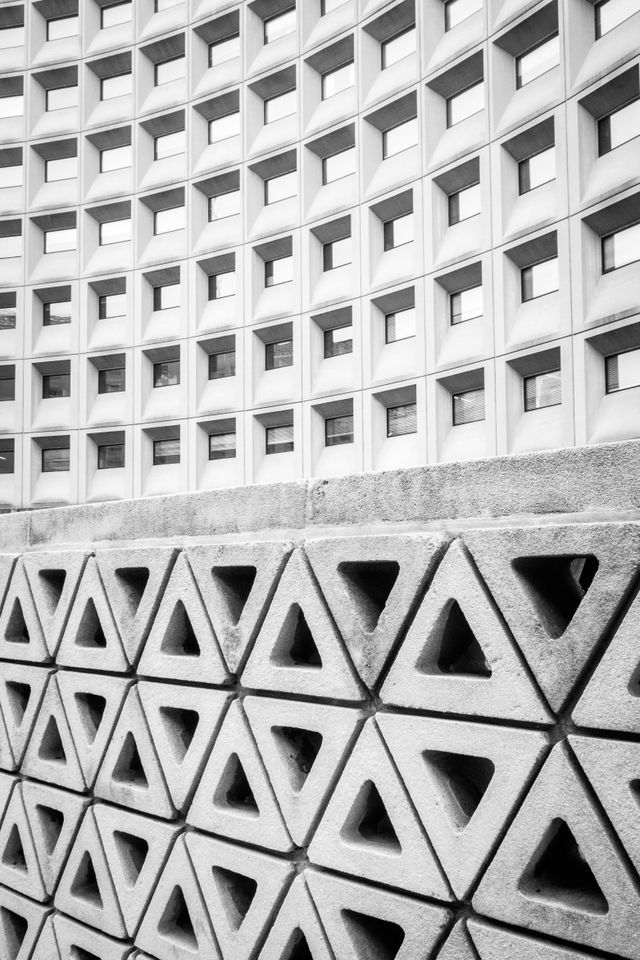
<box><xmin>21</xmin><ymin>780</ymin><xmax>88</xmax><ymax>897</ymax></box>
<box><xmin>21</xmin><ymin>674</ymin><xmax>85</xmax><ymax>792</ymax></box>
<box><xmin>0</xmin><ymin>663</ymin><xmax>52</xmax><ymax>766</ymax></box>
<box><xmin>468</xmin><ymin>919</ymin><xmax>613</xmax><ymax>960</ymax></box>
<box><xmin>0</xmin><ymin>555</ymin><xmax>18</xmax><ymax>616</ymax></box>
<box><xmin>436</xmin><ymin>922</ymin><xmax>478</xmax><ymax>960</ymax></box>
<box><xmin>0</xmin><ymin>559</ymin><xmax>49</xmax><ymax>664</ymax></box>
<box><xmin>53</xmin><ymin>912</ymin><xmax>134</xmax><ymax>960</ymax></box>
<box><xmin>0</xmin><ymin>886</ymin><xmax>49</xmax><ymax>960</ymax></box>
<box><xmin>0</xmin><ymin>783</ymin><xmax>47</xmax><ymax>902</ymax></box>
<box><xmin>22</xmin><ymin>550</ymin><xmax>89</xmax><ymax>656</ymax></box>
<box><xmin>257</xmin><ymin>874</ymin><xmax>334</xmax><ymax>960</ymax></box>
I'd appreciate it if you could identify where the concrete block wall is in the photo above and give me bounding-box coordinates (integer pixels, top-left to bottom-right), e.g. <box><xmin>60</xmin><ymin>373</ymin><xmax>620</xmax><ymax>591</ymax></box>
<box><xmin>0</xmin><ymin>440</ymin><xmax>639</xmax><ymax>958</ymax></box>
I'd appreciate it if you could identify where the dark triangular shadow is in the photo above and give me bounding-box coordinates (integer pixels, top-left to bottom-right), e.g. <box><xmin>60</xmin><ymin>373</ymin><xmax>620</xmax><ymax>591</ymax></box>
<box><xmin>211</xmin><ymin>866</ymin><xmax>258</xmax><ymax>932</ymax></box>
<box><xmin>161</xmin><ymin>601</ymin><xmax>201</xmax><ymax>657</ymax></box>
<box><xmin>342</xmin><ymin>910</ymin><xmax>406</xmax><ymax>960</ymax></box>
<box><xmin>423</xmin><ymin>751</ymin><xmax>495</xmax><ymax>829</ymax></box>
<box><xmin>272</xmin><ymin>726</ymin><xmax>323</xmax><ymax>793</ymax></box>
<box><xmin>338</xmin><ymin>561</ymin><xmax>400</xmax><ymax>633</ymax></box>
<box><xmin>212</xmin><ymin>566</ymin><xmax>258</xmax><ymax>627</ymax></box>
<box><xmin>512</xmin><ymin>555</ymin><xmax>599</xmax><ymax>639</ymax></box>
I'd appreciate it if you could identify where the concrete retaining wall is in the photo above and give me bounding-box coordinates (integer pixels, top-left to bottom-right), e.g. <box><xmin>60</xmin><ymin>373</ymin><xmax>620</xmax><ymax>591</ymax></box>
<box><xmin>0</xmin><ymin>440</ymin><xmax>639</xmax><ymax>959</ymax></box>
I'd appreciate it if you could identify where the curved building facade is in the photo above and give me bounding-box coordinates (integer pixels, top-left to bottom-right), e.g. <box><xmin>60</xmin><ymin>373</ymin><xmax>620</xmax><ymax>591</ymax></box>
<box><xmin>0</xmin><ymin>0</ymin><xmax>638</xmax><ymax>508</ymax></box>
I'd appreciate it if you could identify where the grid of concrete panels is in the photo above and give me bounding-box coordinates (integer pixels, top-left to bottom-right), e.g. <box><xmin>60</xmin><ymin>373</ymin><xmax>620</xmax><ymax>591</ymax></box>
<box><xmin>0</xmin><ymin>0</ymin><xmax>639</xmax><ymax>508</ymax></box>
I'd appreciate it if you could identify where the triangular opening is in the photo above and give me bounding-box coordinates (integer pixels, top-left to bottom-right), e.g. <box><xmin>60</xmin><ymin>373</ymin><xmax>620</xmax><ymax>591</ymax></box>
<box><xmin>512</xmin><ymin>555</ymin><xmax>599</xmax><ymax>639</ymax></box>
<box><xmin>211</xmin><ymin>866</ymin><xmax>257</xmax><ymax>931</ymax></box>
<box><xmin>2</xmin><ymin>824</ymin><xmax>27</xmax><ymax>872</ymax></box>
<box><xmin>35</xmin><ymin>804</ymin><xmax>64</xmax><ymax>856</ymax></box>
<box><xmin>70</xmin><ymin>851</ymin><xmax>103</xmax><ymax>908</ymax></box>
<box><xmin>5</xmin><ymin>681</ymin><xmax>31</xmax><ymax>725</ymax></box>
<box><xmin>75</xmin><ymin>598</ymin><xmax>107</xmax><ymax>649</ymax></box>
<box><xmin>272</xmin><ymin>726</ymin><xmax>324</xmax><ymax>793</ymax></box>
<box><xmin>74</xmin><ymin>692</ymin><xmax>107</xmax><ymax>745</ymax></box>
<box><xmin>280</xmin><ymin>606</ymin><xmax>322</xmax><ymax>669</ymax></box>
<box><xmin>284</xmin><ymin>929</ymin><xmax>313</xmax><ymax>960</ymax></box>
<box><xmin>159</xmin><ymin>706</ymin><xmax>200</xmax><ymax>764</ymax></box>
<box><xmin>520</xmin><ymin>818</ymin><xmax>608</xmax><ymax>914</ymax></box>
<box><xmin>4</xmin><ymin>599</ymin><xmax>29</xmax><ymax>645</ymax></box>
<box><xmin>38</xmin><ymin>715</ymin><xmax>66</xmax><ymax>764</ymax></box>
<box><xmin>114</xmin><ymin>566</ymin><xmax>150</xmax><ymax>617</ymax></box>
<box><xmin>419</xmin><ymin>600</ymin><xmax>491</xmax><ymax>678</ymax></box>
<box><xmin>159</xmin><ymin>885</ymin><xmax>198</xmax><ymax>951</ymax></box>
<box><xmin>346</xmin><ymin>781</ymin><xmax>401</xmax><ymax>853</ymax></box>
<box><xmin>38</xmin><ymin>569</ymin><xmax>67</xmax><ymax>615</ymax></box>
<box><xmin>113</xmin><ymin>732</ymin><xmax>148</xmax><ymax>788</ymax></box>
<box><xmin>71</xmin><ymin>948</ymin><xmax>100</xmax><ymax>960</ymax></box>
<box><xmin>338</xmin><ymin>561</ymin><xmax>400</xmax><ymax>633</ymax></box>
<box><xmin>342</xmin><ymin>910</ymin><xmax>406</xmax><ymax>960</ymax></box>
<box><xmin>113</xmin><ymin>831</ymin><xmax>149</xmax><ymax>887</ymax></box>
<box><xmin>0</xmin><ymin>907</ymin><xmax>28</xmax><ymax>960</ymax></box>
<box><xmin>214</xmin><ymin>753</ymin><xmax>259</xmax><ymax>817</ymax></box>
<box><xmin>423</xmin><ymin>750</ymin><xmax>495</xmax><ymax>831</ymax></box>
<box><xmin>212</xmin><ymin>565</ymin><xmax>257</xmax><ymax>627</ymax></box>
<box><xmin>161</xmin><ymin>601</ymin><xmax>201</xmax><ymax>657</ymax></box>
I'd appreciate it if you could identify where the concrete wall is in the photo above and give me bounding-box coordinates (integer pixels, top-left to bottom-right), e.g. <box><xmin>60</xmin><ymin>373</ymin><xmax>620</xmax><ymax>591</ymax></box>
<box><xmin>0</xmin><ymin>440</ymin><xmax>639</xmax><ymax>958</ymax></box>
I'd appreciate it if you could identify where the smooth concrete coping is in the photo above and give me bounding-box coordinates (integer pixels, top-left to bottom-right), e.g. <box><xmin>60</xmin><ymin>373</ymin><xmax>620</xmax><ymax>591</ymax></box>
<box><xmin>2</xmin><ymin>439</ymin><xmax>640</xmax><ymax>551</ymax></box>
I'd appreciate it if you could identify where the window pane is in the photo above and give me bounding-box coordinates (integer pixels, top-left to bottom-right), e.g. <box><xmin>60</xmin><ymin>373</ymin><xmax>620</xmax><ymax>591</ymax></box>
<box><xmin>516</xmin><ymin>35</ymin><xmax>560</xmax><ymax>88</ymax></box>
<box><xmin>385</xmin><ymin>307</ymin><xmax>415</xmax><ymax>342</ymax></box>
<box><xmin>264</xmin><ymin>8</ymin><xmax>296</xmax><ymax>43</ymax></box>
<box><xmin>265</xmin><ymin>423</ymin><xmax>294</xmax><ymax>454</ymax></box>
<box><xmin>153</xmin><ymin>283</ymin><xmax>181</xmax><ymax>310</ymax></box>
<box><xmin>449</xmin><ymin>183</ymin><xmax>481</xmax><ymax>224</ymax></box>
<box><xmin>0</xmin><ymin>164</ymin><xmax>22</xmax><ymax>188</ymax></box>
<box><xmin>602</xmin><ymin>222</ymin><xmax>640</xmax><ymax>272</ymax></box>
<box><xmin>384</xmin><ymin>213</ymin><xmax>414</xmax><ymax>250</ymax></box>
<box><xmin>44</xmin><ymin>227</ymin><xmax>76</xmax><ymax>254</ymax></box>
<box><xmin>98</xmin><ymin>443</ymin><xmax>125</xmax><ymax>469</ymax></box>
<box><xmin>0</xmin><ymin>234</ymin><xmax>21</xmax><ymax>258</ymax></box>
<box><xmin>0</xmin><ymin>294</ymin><xmax>16</xmax><ymax>329</ymax></box>
<box><xmin>0</xmin><ymin>27</ymin><xmax>23</xmax><ymax>49</ymax></box>
<box><xmin>325</xmin><ymin>414</ymin><xmax>353</xmax><ymax>446</ymax></box>
<box><xmin>452</xmin><ymin>387</ymin><xmax>485</xmax><ymax>425</ymax></box>
<box><xmin>209</xmin><ymin>190</ymin><xmax>241</xmax><ymax>220</ymax></box>
<box><xmin>209</xmin><ymin>431</ymin><xmax>236</xmax><ymax>460</ymax></box>
<box><xmin>45</xmin><ymin>156</ymin><xmax>76</xmax><ymax>182</ymax></box>
<box><xmin>153</xmin><ymin>360</ymin><xmax>180</xmax><ymax>387</ymax></box>
<box><xmin>99</xmin><ymin>293</ymin><xmax>126</xmax><ymax>319</ymax></box>
<box><xmin>154</xmin><ymin>130</ymin><xmax>185</xmax><ymax>161</ymax></box>
<box><xmin>99</xmin><ymin>218</ymin><xmax>131</xmax><ymax>245</ymax></box>
<box><xmin>324</xmin><ymin>324</ymin><xmax>352</xmax><ymax>358</ymax></box>
<box><xmin>447</xmin><ymin>82</ymin><xmax>484</xmax><ymax>126</ymax></box>
<box><xmin>382</xmin><ymin>117</ymin><xmax>418</xmax><ymax>158</ymax></box>
<box><xmin>450</xmin><ymin>285</ymin><xmax>483</xmax><ymax>324</ymax></box>
<box><xmin>382</xmin><ymin>28</ymin><xmax>416</xmax><ymax>69</ymax></box>
<box><xmin>321</xmin><ymin>0</ymin><xmax>348</xmax><ymax>12</ymax></box>
<box><xmin>154</xmin><ymin>206</ymin><xmax>185</xmax><ymax>234</ymax></box>
<box><xmin>98</xmin><ymin>367</ymin><xmax>126</xmax><ymax>393</ymax></box>
<box><xmin>265</xmin><ymin>256</ymin><xmax>293</xmax><ymax>286</ymax></box>
<box><xmin>596</xmin><ymin>0</ymin><xmax>637</xmax><ymax>37</ymax></box>
<box><xmin>445</xmin><ymin>0</ymin><xmax>483</xmax><ymax>30</ymax></box>
<box><xmin>265</xmin><ymin>171</ymin><xmax>297</xmax><ymax>204</ymax></box>
<box><xmin>209</xmin><ymin>350</ymin><xmax>236</xmax><ymax>379</ymax></box>
<box><xmin>265</xmin><ymin>339</ymin><xmax>293</xmax><ymax>370</ymax></box>
<box><xmin>521</xmin><ymin>257</ymin><xmax>559</xmax><ymax>300</ymax></box>
<box><xmin>208</xmin><ymin>112</ymin><xmax>240</xmax><ymax>143</ymax></box>
<box><xmin>0</xmin><ymin>441</ymin><xmax>14</xmax><ymax>474</ymax></box>
<box><xmin>321</xmin><ymin>61</ymin><xmax>355</xmax><ymax>99</ymax></box>
<box><xmin>519</xmin><ymin>146</ymin><xmax>555</xmax><ymax>193</ymax></box>
<box><xmin>209</xmin><ymin>35</ymin><xmax>240</xmax><ymax>68</ymax></box>
<box><xmin>209</xmin><ymin>272</ymin><xmax>236</xmax><ymax>299</ymax></box>
<box><xmin>47</xmin><ymin>16</ymin><xmax>78</xmax><ymax>41</ymax></box>
<box><xmin>322</xmin><ymin>148</ymin><xmax>356</xmax><ymax>184</ymax></box>
<box><xmin>0</xmin><ymin>369</ymin><xmax>15</xmax><ymax>402</ymax></box>
<box><xmin>42</xmin><ymin>446</ymin><xmax>70</xmax><ymax>472</ymax></box>
<box><xmin>323</xmin><ymin>236</ymin><xmax>352</xmax><ymax>270</ymax></box>
<box><xmin>102</xmin><ymin>2</ymin><xmax>133</xmax><ymax>28</ymax></box>
<box><xmin>387</xmin><ymin>402</ymin><xmax>417</xmax><ymax>436</ymax></box>
<box><xmin>0</xmin><ymin>96</ymin><xmax>23</xmax><ymax>118</ymax></box>
<box><xmin>264</xmin><ymin>89</ymin><xmax>296</xmax><ymax>123</ymax></box>
<box><xmin>42</xmin><ymin>373</ymin><xmax>70</xmax><ymax>398</ymax></box>
<box><xmin>524</xmin><ymin>369</ymin><xmax>562</xmax><ymax>410</ymax></box>
<box><xmin>598</xmin><ymin>98</ymin><xmax>640</xmax><ymax>155</ymax></box>
<box><xmin>155</xmin><ymin>0</ymin><xmax>182</xmax><ymax>9</ymax></box>
<box><xmin>155</xmin><ymin>57</ymin><xmax>185</xmax><ymax>86</ymax></box>
<box><xmin>605</xmin><ymin>347</ymin><xmax>640</xmax><ymax>392</ymax></box>
<box><xmin>101</xmin><ymin>73</ymin><xmax>132</xmax><ymax>100</ymax></box>
<box><xmin>46</xmin><ymin>86</ymin><xmax>78</xmax><ymax>111</ymax></box>
<box><xmin>153</xmin><ymin>438</ymin><xmax>180</xmax><ymax>465</ymax></box>
<box><xmin>100</xmin><ymin>145</ymin><xmax>131</xmax><ymax>173</ymax></box>
<box><xmin>43</xmin><ymin>300</ymin><xmax>71</xmax><ymax>326</ymax></box>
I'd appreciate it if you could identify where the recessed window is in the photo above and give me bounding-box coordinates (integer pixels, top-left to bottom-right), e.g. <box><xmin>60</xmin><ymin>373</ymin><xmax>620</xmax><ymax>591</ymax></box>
<box><xmin>0</xmin><ymin>440</ymin><xmax>14</xmax><ymax>475</ymax></box>
<box><xmin>98</xmin><ymin>366</ymin><xmax>126</xmax><ymax>393</ymax></box>
<box><xmin>447</xmin><ymin>82</ymin><xmax>484</xmax><ymax>126</ymax></box>
<box><xmin>264</xmin><ymin>89</ymin><xmax>296</xmax><ymax>123</ymax></box>
<box><xmin>452</xmin><ymin>388</ymin><xmax>484</xmax><ymax>425</ymax></box>
<box><xmin>321</xmin><ymin>61</ymin><xmax>355</xmax><ymax>100</ymax></box>
<box><xmin>381</xmin><ymin>28</ymin><xmax>416</xmax><ymax>69</ymax></box>
<box><xmin>99</xmin><ymin>293</ymin><xmax>126</xmax><ymax>319</ymax></box>
<box><xmin>209</xmin><ymin>431</ymin><xmax>236</xmax><ymax>460</ymax></box>
<box><xmin>605</xmin><ymin>347</ymin><xmax>640</xmax><ymax>392</ymax></box>
<box><xmin>0</xmin><ymin>368</ymin><xmax>15</xmax><ymax>402</ymax></box>
<box><xmin>44</xmin><ymin>227</ymin><xmax>76</xmax><ymax>254</ymax></box>
<box><xmin>444</xmin><ymin>0</ymin><xmax>483</xmax><ymax>30</ymax></box>
<box><xmin>155</xmin><ymin>0</ymin><xmax>181</xmax><ymax>9</ymax></box>
<box><xmin>208</xmin><ymin>350</ymin><xmax>235</xmax><ymax>380</ymax></box>
<box><xmin>602</xmin><ymin>222</ymin><xmax>640</xmax><ymax>273</ymax></box>
<box><xmin>42</xmin><ymin>446</ymin><xmax>70</xmax><ymax>472</ymax></box>
<box><xmin>266</xmin><ymin>423</ymin><xmax>293</xmax><ymax>454</ymax></box>
<box><xmin>209</xmin><ymin>190</ymin><xmax>241</xmax><ymax>221</ymax></box>
<box><xmin>321</xmin><ymin>0</ymin><xmax>348</xmax><ymax>13</ymax></box>
<box><xmin>99</xmin><ymin>218</ymin><xmax>131</xmax><ymax>246</ymax></box>
<box><xmin>264</xmin><ymin>8</ymin><xmax>296</xmax><ymax>43</ymax></box>
<box><xmin>98</xmin><ymin>443</ymin><xmax>125</xmax><ymax>470</ymax></box>
<box><xmin>155</xmin><ymin>57</ymin><xmax>185</xmax><ymax>86</ymax></box>
<box><xmin>45</xmin><ymin>156</ymin><xmax>76</xmax><ymax>183</ymax></box>
<box><xmin>265</xmin><ymin>171</ymin><xmax>297</xmax><ymax>204</ymax></box>
<box><xmin>598</xmin><ymin>98</ymin><xmax>640</xmax><ymax>155</ymax></box>
<box><xmin>0</xmin><ymin>27</ymin><xmax>23</xmax><ymax>49</ymax></box>
<box><xmin>153</xmin><ymin>359</ymin><xmax>180</xmax><ymax>387</ymax></box>
<box><xmin>0</xmin><ymin>294</ymin><xmax>16</xmax><ymax>329</ymax></box>
<box><xmin>209</xmin><ymin>35</ymin><xmax>240</xmax><ymax>68</ymax></box>
<box><xmin>43</xmin><ymin>300</ymin><xmax>71</xmax><ymax>326</ymax></box>
<box><xmin>208</xmin><ymin>112</ymin><xmax>240</xmax><ymax>144</ymax></box>
<box><xmin>208</xmin><ymin>272</ymin><xmax>236</xmax><ymax>300</ymax></box>
<box><xmin>153</xmin><ymin>438</ymin><xmax>180</xmax><ymax>465</ymax></box>
<box><xmin>385</xmin><ymin>307</ymin><xmax>415</xmax><ymax>343</ymax></box>
<box><xmin>515</xmin><ymin>35</ymin><xmax>560</xmax><ymax>88</ymax></box>
<box><xmin>154</xmin><ymin>206</ymin><xmax>185</xmax><ymax>235</ymax></box>
<box><xmin>325</xmin><ymin>414</ymin><xmax>353</xmax><ymax>446</ymax></box>
<box><xmin>42</xmin><ymin>373</ymin><xmax>70</xmax><ymax>399</ymax></box>
<box><xmin>449</xmin><ymin>183</ymin><xmax>481</xmax><ymax>224</ymax></box>
<box><xmin>595</xmin><ymin>0</ymin><xmax>636</xmax><ymax>38</ymax></box>
<box><xmin>383</xmin><ymin>214</ymin><xmax>413</xmax><ymax>250</ymax></box>
<box><xmin>323</xmin><ymin>236</ymin><xmax>352</xmax><ymax>270</ymax></box>
<box><xmin>101</xmin><ymin>73</ymin><xmax>132</xmax><ymax>101</ymax></box>
<box><xmin>46</xmin><ymin>16</ymin><xmax>78</xmax><ymax>41</ymax></box>
<box><xmin>153</xmin><ymin>283</ymin><xmax>180</xmax><ymax>310</ymax></box>
<box><xmin>450</xmin><ymin>285</ymin><xmax>483</xmax><ymax>324</ymax></box>
<box><xmin>322</xmin><ymin>147</ymin><xmax>356</xmax><ymax>184</ymax></box>
<box><xmin>524</xmin><ymin>369</ymin><xmax>561</xmax><ymax>411</ymax></box>
<box><xmin>265</xmin><ymin>256</ymin><xmax>293</xmax><ymax>287</ymax></box>
<box><xmin>101</xmin><ymin>2</ymin><xmax>133</xmax><ymax>29</ymax></box>
<box><xmin>0</xmin><ymin>163</ymin><xmax>22</xmax><ymax>188</ymax></box>
<box><xmin>0</xmin><ymin>234</ymin><xmax>21</xmax><ymax>258</ymax></box>
<box><xmin>154</xmin><ymin>130</ymin><xmax>185</xmax><ymax>161</ymax></box>
<box><xmin>387</xmin><ymin>402</ymin><xmax>417</xmax><ymax>437</ymax></box>
<box><xmin>100</xmin><ymin>145</ymin><xmax>131</xmax><ymax>173</ymax></box>
<box><xmin>265</xmin><ymin>339</ymin><xmax>293</xmax><ymax>370</ymax></box>
<box><xmin>521</xmin><ymin>257</ymin><xmax>559</xmax><ymax>301</ymax></box>
<box><xmin>518</xmin><ymin>146</ymin><xmax>555</xmax><ymax>193</ymax></box>
<box><xmin>0</xmin><ymin>95</ymin><xmax>23</xmax><ymax>119</ymax></box>
<box><xmin>382</xmin><ymin>117</ymin><xmax>418</xmax><ymax>159</ymax></box>
<box><xmin>46</xmin><ymin>86</ymin><xmax>78</xmax><ymax>112</ymax></box>
<box><xmin>324</xmin><ymin>324</ymin><xmax>352</xmax><ymax>358</ymax></box>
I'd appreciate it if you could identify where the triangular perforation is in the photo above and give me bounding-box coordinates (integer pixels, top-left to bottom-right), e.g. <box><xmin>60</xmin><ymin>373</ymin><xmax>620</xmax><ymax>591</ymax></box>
<box><xmin>0</xmin><ymin>561</ymin><xmax>49</xmax><ymax>663</ymax></box>
<box><xmin>216</xmin><ymin>754</ymin><xmax>259</xmax><ymax>815</ymax></box>
<box><xmin>56</xmin><ymin>558</ymin><xmax>128</xmax><ymax>672</ymax></box>
<box><xmin>23</xmin><ymin>551</ymin><xmax>89</xmax><ymax>657</ymax></box>
<box><xmin>272</xmin><ymin>726</ymin><xmax>323</xmax><ymax>793</ymax></box>
<box><xmin>342</xmin><ymin>911</ymin><xmax>405</xmax><ymax>960</ymax></box>
<box><xmin>512</xmin><ymin>555</ymin><xmax>598</xmax><ymax>640</ymax></box>
<box><xmin>520</xmin><ymin>818</ymin><xmax>607</xmax><ymax>914</ymax></box>
<box><xmin>21</xmin><ymin>676</ymin><xmax>85</xmax><ymax>792</ymax></box>
<box><xmin>211</xmin><ymin>867</ymin><xmax>258</xmax><ymax>929</ymax></box>
<box><xmin>213</xmin><ymin>565</ymin><xmax>258</xmax><ymax>627</ymax></box>
<box><xmin>0</xmin><ymin>664</ymin><xmax>51</xmax><ymax>765</ymax></box>
<box><xmin>0</xmin><ymin>786</ymin><xmax>46</xmax><ymax>902</ymax></box>
<box><xmin>258</xmin><ymin>875</ymin><xmax>334</xmax><ymax>960</ymax></box>
<box><xmin>337</xmin><ymin>561</ymin><xmax>400</xmax><ymax>633</ymax></box>
<box><xmin>283</xmin><ymin>607</ymin><xmax>322</xmax><ymax>668</ymax></box>
<box><xmin>350</xmin><ymin>781</ymin><xmax>401</xmax><ymax>852</ymax></box>
<box><xmin>159</xmin><ymin>885</ymin><xmax>197</xmax><ymax>951</ymax></box>
<box><xmin>423</xmin><ymin>750</ymin><xmax>495</xmax><ymax>828</ymax></box>
<box><xmin>419</xmin><ymin>600</ymin><xmax>492</xmax><ymax>678</ymax></box>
